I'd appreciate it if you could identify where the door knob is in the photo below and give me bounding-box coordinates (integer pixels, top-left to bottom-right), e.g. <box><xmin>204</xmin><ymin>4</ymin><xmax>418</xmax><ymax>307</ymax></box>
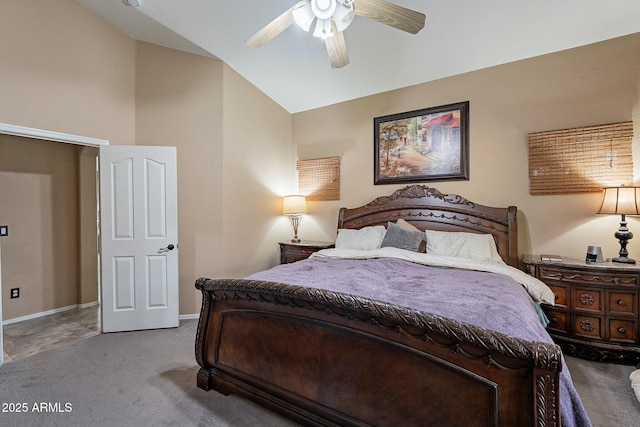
<box><xmin>159</xmin><ymin>244</ymin><xmax>176</xmax><ymax>252</ymax></box>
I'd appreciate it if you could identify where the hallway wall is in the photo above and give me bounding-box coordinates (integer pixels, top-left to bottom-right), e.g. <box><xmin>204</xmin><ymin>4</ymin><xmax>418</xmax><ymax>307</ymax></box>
<box><xmin>0</xmin><ymin>135</ymin><xmax>98</xmax><ymax>320</ymax></box>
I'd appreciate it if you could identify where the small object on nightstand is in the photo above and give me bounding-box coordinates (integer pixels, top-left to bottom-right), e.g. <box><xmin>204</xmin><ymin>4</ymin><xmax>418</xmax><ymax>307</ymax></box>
<box><xmin>585</xmin><ymin>245</ymin><xmax>604</xmax><ymax>264</ymax></box>
<box><xmin>540</xmin><ymin>254</ymin><xmax>562</xmax><ymax>262</ymax></box>
<box><xmin>279</xmin><ymin>241</ymin><xmax>334</xmax><ymax>264</ymax></box>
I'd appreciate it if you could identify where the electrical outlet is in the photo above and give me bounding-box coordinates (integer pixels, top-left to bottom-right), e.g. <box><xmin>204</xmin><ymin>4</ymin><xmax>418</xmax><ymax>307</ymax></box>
<box><xmin>0</xmin><ymin>225</ymin><xmax>7</xmax><ymax>236</ymax></box>
<box><xmin>10</xmin><ymin>288</ymin><xmax>19</xmax><ymax>299</ymax></box>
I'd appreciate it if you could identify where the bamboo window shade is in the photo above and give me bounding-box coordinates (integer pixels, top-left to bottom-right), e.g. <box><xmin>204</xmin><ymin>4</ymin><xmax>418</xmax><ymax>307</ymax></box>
<box><xmin>297</xmin><ymin>156</ymin><xmax>340</xmax><ymax>201</ymax></box>
<box><xmin>528</xmin><ymin>121</ymin><xmax>634</xmax><ymax>195</ymax></box>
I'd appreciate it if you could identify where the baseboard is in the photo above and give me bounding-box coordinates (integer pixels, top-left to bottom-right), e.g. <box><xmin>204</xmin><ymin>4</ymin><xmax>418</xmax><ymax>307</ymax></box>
<box><xmin>78</xmin><ymin>301</ymin><xmax>99</xmax><ymax>309</ymax></box>
<box><xmin>179</xmin><ymin>313</ymin><xmax>200</xmax><ymax>320</ymax></box>
<box><xmin>4</xmin><ymin>304</ymin><xmax>198</xmax><ymax>325</ymax></box>
<box><xmin>3</xmin><ymin>301</ymin><xmax>99</xmax><ymax>325</ymax></box>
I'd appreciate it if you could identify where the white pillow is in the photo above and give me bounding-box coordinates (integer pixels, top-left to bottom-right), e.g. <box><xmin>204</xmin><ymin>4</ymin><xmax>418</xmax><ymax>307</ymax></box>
<box><xmin>335</xmin><ymin>226</ymin><xmax>386</xmax><ymax>250</ymax></box>
<box><xmin>425</xmin><ymin>230</ymin><xmax>504</xmax><ymax>263</ymax></box>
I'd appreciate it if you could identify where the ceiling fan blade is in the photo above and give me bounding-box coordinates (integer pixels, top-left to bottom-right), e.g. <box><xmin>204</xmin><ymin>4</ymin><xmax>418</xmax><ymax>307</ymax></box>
<box><xmin>325</xmin><ymin>21</ymin><xmax>349</xmax><ymax>68</ymax></box>
<box><xmin>354</xmin><ymin>0</ymin><xmax>425</xmax><ymax>34</ymax></box>
<box><xmin>246</xmin><ymin>4</ymin><xmax>297</xmax><ymax>48</ymax></box>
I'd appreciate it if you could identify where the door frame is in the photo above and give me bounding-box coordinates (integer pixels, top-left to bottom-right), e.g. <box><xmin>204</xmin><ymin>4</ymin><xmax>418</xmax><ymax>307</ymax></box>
<box><xmin>0</xmin><ymin>122</ymin><xmax>108</xmax><ymax>366</ymax></box>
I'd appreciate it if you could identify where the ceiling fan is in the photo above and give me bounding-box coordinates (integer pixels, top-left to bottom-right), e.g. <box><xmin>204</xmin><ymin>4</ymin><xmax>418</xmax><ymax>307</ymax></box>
<box><xmin>246</xmin><ymin>0</ymin><xmax>426</xmax><ymax>69</ymax></box>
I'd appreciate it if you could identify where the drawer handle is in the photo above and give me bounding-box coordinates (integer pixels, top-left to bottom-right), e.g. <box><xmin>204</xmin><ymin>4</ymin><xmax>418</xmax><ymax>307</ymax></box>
<box><xmin>579</xmin><ymin>320</ymin><xmax>595</xmax><ymax>332</ymax></box>
<box><xmin>554</xmin><ymin>293</ymin><xmax>559</xmax><ymax>300</ymax></box>
<box><xmin>617</xmin><ymin>300</ymin><xmax>626</xmax><ymax>306</ymax></box>
<box><xmin>579</xmin><ymin>293</ymin><xmax>595</xmax><ymax>306</ymax></box>
<box><xmin>618</xmin><ymin>327</ymin><xmax>626</xmax><ymax>334</ymax></box>
<box><xmin>551</xmin><ymin>318</ymin><xmax>558</xmax><ymax>324</ymax></box>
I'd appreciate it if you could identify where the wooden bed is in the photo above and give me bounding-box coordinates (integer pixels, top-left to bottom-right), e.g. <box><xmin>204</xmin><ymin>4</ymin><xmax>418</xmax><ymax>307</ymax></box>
<box><xmin>195</xmin><ymin>185</ymin><xmax>563</xmax><ymax>427</ymax></box>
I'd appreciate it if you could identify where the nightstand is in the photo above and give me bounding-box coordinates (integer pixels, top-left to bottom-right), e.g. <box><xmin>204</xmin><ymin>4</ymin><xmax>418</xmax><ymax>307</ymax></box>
<box><xmin>522</xmin><ymin>254</ymin><xmax>640</xmax><ymax>366</ymax></box>
<box><xmin>278</xmin><ymin>241</ymin><xmax>335</xmax><ymax>264</ymax></box>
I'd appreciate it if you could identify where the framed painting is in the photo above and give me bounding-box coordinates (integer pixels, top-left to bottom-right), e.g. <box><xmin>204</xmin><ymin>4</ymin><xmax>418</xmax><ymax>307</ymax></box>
<box><xmin>374</xmin><ymin>101</ymin><xmax>469</xmax><ymax>185</ymax></box>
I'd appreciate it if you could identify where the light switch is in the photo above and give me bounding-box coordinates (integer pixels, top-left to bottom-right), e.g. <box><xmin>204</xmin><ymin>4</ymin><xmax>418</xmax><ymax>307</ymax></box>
<box><xmin>0</xmin><ymin>225</ymin><xmax>8</xmax><ymax>236</ymax></box>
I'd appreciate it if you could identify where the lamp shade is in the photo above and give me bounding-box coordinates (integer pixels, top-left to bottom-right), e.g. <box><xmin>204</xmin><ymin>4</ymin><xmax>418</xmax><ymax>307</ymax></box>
<box><xmin>282</xmin><ymin>195</ymin><xmax>307</xmax><ymax>215</ymax></box>
<box><xmin>292</xmin><ymin>1</ymin><xmax>315</xmax><ymax>31</ymax></box>
<box><xmin>597</xmin><ymin>186</ymin><xmax>640</xmax><ymax>215</ymax></box>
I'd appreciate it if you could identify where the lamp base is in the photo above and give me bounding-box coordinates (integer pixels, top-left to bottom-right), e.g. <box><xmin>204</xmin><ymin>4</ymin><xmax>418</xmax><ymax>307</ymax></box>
<box><xmin>287</xmin><ymin>214</ymin><xmax>302</xmax><ymax>244</ymax></box>
<box><xmin>612</xmin><ymin>256</ymin><xmax>636</xmax><ymax>264</ymax></box>
<box><xmin>613</xmin><ymin>215</ymin><xmax>635</xmax><ymax>264</ymax></box>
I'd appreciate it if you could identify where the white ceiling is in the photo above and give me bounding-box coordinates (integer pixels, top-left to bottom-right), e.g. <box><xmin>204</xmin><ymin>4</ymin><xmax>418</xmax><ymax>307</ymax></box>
<box><xmin>77</xmin><ymin>0</ymin><xmax>640</xmax><ymax>113</ymax></box>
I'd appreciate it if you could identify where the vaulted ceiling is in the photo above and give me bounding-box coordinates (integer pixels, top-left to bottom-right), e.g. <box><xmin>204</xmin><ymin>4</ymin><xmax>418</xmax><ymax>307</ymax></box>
<box><xmin>77</xmin><ymin>0</ymin><xmax>640</xmax><ymax>113</ymax></box>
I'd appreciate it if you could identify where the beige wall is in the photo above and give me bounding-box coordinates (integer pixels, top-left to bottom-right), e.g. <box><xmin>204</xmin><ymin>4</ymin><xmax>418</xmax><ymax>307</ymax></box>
<box><xmin>0</xmin><ymin>136</ymin><xmax>87</xmax><ymax>319</ymax></box>
<box><xmin>293</xmin><ymin>34</ymin><xmax>640</xmax><ymax>262</ymax></box>
<box><xmin>0</xmin><ymin>0</ymin><xmax>136</xmax><ymax>144</ymax></box>
<box><xmin>221</xmin><ymin>64</ymin><xmax>294</xmax><ymax>277</ymax></box>
<box><xmin>135</xmin><ymin>46</ymin><xmax>292</xmax><ymax>314</ymax></box>
<box><xmin>78</xmin><ymin>146</ymin><xmax>99</xmax><ymax>305</ymax></box>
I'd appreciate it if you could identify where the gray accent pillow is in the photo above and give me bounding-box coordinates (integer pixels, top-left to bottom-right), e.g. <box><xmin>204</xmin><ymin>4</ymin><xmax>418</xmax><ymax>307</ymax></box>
<box><xmin>380</xmin><ymin>221</ymin><xmax>424</xmax><ymax>252</ymax></box>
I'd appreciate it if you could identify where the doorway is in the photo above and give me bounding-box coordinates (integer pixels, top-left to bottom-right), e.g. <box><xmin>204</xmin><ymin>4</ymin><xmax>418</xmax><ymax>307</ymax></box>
<box><xmin>0</xmin><ymin>122</ymin><xmax>108</xmax><ymax>366</ymax></box>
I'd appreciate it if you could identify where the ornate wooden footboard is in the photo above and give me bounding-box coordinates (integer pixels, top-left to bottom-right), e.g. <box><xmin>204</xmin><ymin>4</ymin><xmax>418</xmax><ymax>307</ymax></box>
<box><xmin>195</xmin><ymin>278</ymin><xmax>562</xmax><ymax>427</ymax></box>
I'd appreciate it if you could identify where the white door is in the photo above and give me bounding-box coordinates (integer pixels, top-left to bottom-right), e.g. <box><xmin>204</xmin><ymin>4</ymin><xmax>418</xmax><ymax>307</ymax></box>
<box><xmin>99</xmin><ymin>146</ymin><xmax>179</xmax><ymax>333</ymax></box>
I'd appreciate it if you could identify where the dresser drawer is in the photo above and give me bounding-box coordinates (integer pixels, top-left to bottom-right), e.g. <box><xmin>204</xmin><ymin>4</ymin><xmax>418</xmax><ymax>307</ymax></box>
<box><xmin>572</xmin><ymin>287</ymin><xmax>603</xmax><ymax>314</ymax></box>
<box><xmin>573</xmin><ymin>314</ymin><xmax>603</xmax><ymax>340</ymax></box>
<box><xmin>608</xmin><ymin>319</ymin><xmax>638</xmax><ymax>344</ymax></box>
<box><xmin>279</xmin><ymin>241</ymin><xmax>334</xmax><ymax>264</ymax></box>
<box><xmin>544</xmin><ymin>308</ymin><xmax>569</xmax><ymax>335</ymax></box>
<box><xmin>607</xmin><ymin>291</ymin><xmax>637</xmax><ymax>316</ymax></box>
<box><xmin>538</xmin><ymin>266</ymin><xmax>639</xmax><ymax>288</ymax></box>
<box><xmin>281</xmin><ymin>245</ymin><xmax>316</xmax><ymax>263</ymax></box>
<box><xmin>548</xmin><ymin>285</ymin><xmax>568</xmax><ymax>308</ymax></box>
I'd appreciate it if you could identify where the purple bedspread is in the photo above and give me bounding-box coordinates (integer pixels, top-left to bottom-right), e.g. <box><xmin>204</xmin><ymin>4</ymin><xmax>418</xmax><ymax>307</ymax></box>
<box><xmin>246</xmin><ymin>256</ymin><xmax>592</xmax><ymax>427</ymax></box>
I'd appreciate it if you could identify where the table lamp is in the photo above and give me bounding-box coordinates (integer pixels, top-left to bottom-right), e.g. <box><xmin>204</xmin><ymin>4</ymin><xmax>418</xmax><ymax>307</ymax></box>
<box><xmin>282</xmin><ymin>195</ymin><xmax>307</xmax><ymax>243</ymax></box>
<box><xmin>597</xmin><ymin>186</ymin><xmax>640</xmax><ymax>263</ymax></box>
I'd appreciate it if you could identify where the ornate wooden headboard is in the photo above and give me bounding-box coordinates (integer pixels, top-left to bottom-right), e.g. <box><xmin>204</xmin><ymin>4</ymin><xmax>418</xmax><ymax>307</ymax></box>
<box><xmin>337</xmin><ymin>185</ymin><xmax>518</xmax><ymax>267</ymax></box>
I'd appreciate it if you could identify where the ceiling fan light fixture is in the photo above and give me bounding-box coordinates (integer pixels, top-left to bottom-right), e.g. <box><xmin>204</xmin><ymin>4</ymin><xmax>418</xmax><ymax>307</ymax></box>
<box><xmin>332</xmin><ymin>3</ymin><xmax>355</xmax><ymax>32</ymax></box>
<box><xmin>246</xmin><ymin>0</ymin><xmax>425</xmax><ymax>68</ymax></box>
<box><xmin>311</xmin><ymin>0</ymin><xmax>337</xmax><ymax>20</ymax></box>
<box><xmin>313</xmin><ymin>18</ymin><xmax>334</xmax><ymax>39</ymax></box>
<box><xmin>292</xmin><ymin>1</ymin><xmax>315</xmax><ymax>32</ymax></box>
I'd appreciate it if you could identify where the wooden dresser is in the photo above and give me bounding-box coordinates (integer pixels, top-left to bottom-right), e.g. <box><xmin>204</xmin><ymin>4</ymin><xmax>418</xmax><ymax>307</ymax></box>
<box><xmin>522</xmin><ymin>254</ymin><xmax>640</xmax><ymax>366</ymax></box>
<box><xmin>278</xmin><ymin>241</ymin><xmax>334</xmax><ymax>264</ymax></box>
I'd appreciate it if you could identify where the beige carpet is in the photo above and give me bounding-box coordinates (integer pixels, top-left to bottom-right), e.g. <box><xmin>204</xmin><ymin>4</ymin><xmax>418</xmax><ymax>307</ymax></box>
<box><xmin>0</xmin><ymin>319</ymin><xmax>296</xmax><ymax>427</ymax></box>
<box><xmin>565</xmin><ymin>355</ymin><xmax>640</xmax><ymax>427</ymax></box>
